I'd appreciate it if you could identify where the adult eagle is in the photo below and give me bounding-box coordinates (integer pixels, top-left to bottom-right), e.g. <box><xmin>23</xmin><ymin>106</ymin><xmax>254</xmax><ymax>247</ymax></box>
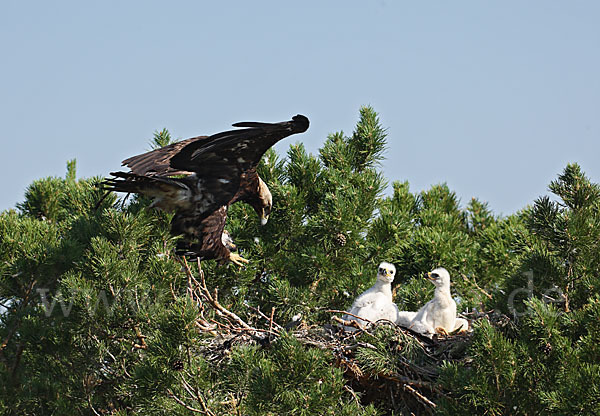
<box><xmin>104</xmin><ymin>114</ymin><xmax>309</xmax><ymax>265</ymax></box>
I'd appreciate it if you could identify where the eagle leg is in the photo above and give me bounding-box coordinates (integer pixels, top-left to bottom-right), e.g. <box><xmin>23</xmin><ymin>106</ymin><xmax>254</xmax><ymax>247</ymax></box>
<box><xmin>228</xmin><ymin>252</ymin><xmax>249</xmax><ymax>267</ymax></box>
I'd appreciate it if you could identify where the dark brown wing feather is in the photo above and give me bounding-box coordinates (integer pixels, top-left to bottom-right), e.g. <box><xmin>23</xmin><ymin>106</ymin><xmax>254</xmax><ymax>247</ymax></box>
<box><xmin>231</xmin><ymin>169</ymin><xmax>260</xmax><ymax>205</ymax></box>
<box><xmin>164</xmin><ymin>114</ymin><xmax>308</xmax><ymax>223</ymax></box>
<box><xmin>106</xmin><ymin>114</ymin><xmax>309</xmax><ymax>262</ymax></box>
<box><xmin>122</xmin><ymin>137</ymin><xmax>204</xmax><ymax>176</ymax></box>
<box><xmin>170</xmin><ymin>115</ymin><xmax>309</xmax><ymax>176</ymax></box>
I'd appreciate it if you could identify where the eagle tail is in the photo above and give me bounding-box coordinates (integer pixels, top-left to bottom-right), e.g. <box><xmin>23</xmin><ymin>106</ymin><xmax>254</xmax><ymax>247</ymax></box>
<box><xmin>174</xmin><ymin>242</ymin><xmax>220</xmax><ymax>261</ymax></box>
<box><xmin>102</xmin><ymin>172</ymin><xmax>190</xmax><ymax>208</ymax></box>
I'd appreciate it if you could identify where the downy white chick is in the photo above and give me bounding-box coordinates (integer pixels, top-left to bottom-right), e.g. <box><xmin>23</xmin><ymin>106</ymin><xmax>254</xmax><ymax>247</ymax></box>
<box><xmin>396</xmin><ymin>310</ymin><xmax>417</xmax><ymax>328</ymax></box>
<box><xmin>343</xmin><ymin>262</ymin><xmax>399</xmax><ymax>331</ymax></box>
<box><xmin>406</xmin><ymin>267</ymin><xmax>468</xmax><ymax>336</ymax></box>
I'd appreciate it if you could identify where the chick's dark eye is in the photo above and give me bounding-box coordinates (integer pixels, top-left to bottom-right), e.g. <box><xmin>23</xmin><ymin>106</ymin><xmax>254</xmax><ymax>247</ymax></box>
<box><xmin>379</xmin><ymin>268</ymin><xmax>385</xmax><ymax>273</ymax></box>
<box><xmin>431</xmin><ymin>273</ymin><xmax>439</xmax><ymax>278</ymax></box>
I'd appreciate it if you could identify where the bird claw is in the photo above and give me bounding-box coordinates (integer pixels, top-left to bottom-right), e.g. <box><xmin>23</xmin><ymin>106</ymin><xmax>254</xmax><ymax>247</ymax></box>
<box><xmin>452</xmin><ymin>326</ymin><xmax>469</xmax><ymax>335</ymax></box>
<box><xmin>229</xmin><ymin>252</ymin><xmax>249</xmax><ymax>267</ymax></box>
<box><xmin>435</xmin><ymin>327</ymin><xmax>449</xmax><ymax>336</ymax></box>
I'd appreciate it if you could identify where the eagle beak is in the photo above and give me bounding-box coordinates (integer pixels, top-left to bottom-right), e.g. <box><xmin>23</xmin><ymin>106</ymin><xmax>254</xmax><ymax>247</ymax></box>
<box><xmin>425</xmin><ymin>272</ymin><xmax>435</xmax><ymax>281</ymax></box>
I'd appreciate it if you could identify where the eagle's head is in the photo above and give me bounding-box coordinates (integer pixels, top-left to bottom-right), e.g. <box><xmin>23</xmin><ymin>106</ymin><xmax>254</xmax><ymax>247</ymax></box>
<box><xmin>425</xmin><ymin>267</ymin><xmax>451</xmax><ymax>289</ymax></box>
<box><xmin>377</xmin><ymin>262</ymin><xmax>396</xmax><ymax>283</ymax></box>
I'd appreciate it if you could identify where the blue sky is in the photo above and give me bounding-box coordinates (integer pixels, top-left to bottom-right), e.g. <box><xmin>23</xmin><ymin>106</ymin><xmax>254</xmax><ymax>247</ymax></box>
<box><xmin>1</xmin><ymin>1</ymin><xmax>598</xmax><ymax>215</ymax></box>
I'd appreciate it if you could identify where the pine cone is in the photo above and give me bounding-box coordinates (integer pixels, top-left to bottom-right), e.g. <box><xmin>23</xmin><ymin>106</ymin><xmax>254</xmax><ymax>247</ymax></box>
<box><xmin>171</xmin><ymin>360</ymin><xmax>184</xmax><ymax>371</ymax></box>
<box><xmin>539</xmin><ymin>342</ymin><xmax>552</xmax><ymax>356</ymax></box>
<box><xmin>334</xmin><ymin>232</ymin><xmax>347</xmax><ymax>246</ymax></box>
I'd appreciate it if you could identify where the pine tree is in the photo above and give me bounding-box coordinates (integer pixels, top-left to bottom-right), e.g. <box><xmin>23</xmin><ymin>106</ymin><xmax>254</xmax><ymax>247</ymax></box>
<box><xmin>1</xmin><ymin>109</ymin><xmax>599</xmax><ymax>415</ymax></box>
<box><xmin>438</xmin><ymin>163</ymin><xmax>600</xmax><ymax>415</ymax></box>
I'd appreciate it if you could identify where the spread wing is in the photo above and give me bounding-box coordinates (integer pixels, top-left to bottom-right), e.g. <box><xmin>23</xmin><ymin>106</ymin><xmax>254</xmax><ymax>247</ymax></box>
<box><xmin>115</xmin><ymin>114</ymin><xmax>308</xmax><ymax>216</ymax></box>
<box><xmin>105</xmin><ymin>115</ymin><xmax>309</xmax><ymax>262</ymax></box>
<box><xmin>121</xmin><ymin>137</ymin><xmax>203</xmax><ymax>177</ymax></box>
<box><xmin>169</xmin><ymin>114</ymin><xmax>309</xmax><ymax>178</ymax></box>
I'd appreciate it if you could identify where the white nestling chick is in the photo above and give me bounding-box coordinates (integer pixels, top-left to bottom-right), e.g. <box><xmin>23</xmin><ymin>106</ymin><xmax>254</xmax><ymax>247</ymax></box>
<box><xmin>408</xmin><ymin>267</ymin><xmax>468</xmax><ymax>336</ymax></box>
<box><xmin>343</xmin><ymin>262</ymin><xmax>399</xmax><ymax>331</ymax></box>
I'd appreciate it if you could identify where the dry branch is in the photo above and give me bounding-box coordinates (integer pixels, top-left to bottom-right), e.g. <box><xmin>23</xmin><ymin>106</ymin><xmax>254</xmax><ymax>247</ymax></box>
<box><xmin>169</xmin><ymin>256</ymin><xmax>474</xmax><ymax>415</ymax></box>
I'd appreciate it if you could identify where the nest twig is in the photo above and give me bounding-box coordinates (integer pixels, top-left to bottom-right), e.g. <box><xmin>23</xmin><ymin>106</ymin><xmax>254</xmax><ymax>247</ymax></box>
<box><xmin>173</xmin><ymin>258</ymin><xmax>474</xmax><ymax>415</ymax></box>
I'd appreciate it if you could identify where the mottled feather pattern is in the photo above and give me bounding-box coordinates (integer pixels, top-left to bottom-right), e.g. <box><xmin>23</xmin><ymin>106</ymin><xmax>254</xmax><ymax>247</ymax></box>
<box><xmin>122</xmin><ymin>137</ymin><xmax>200</xmax><ymax>176</ymax></box>
<box><xmin>173</xmin><ymin>206</ymin><xmax>229</xmax><ymax>261</ymax></box>
<box><xmin>104</xmin><ymin>115</ymin><xmax>309</xmax><ymax>262</ymax></box>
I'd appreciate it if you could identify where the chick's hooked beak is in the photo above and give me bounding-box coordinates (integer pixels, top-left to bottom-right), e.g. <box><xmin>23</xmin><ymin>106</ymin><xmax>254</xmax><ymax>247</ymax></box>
<box><xmin>425</xmin><ymin>272</ymin><xmax>436</xmax><ymax>281</ymax></box>
<box><xmin>379</xmin><ymin>267</ymin><xmax>392</xmax><ymax>277</ymax></box>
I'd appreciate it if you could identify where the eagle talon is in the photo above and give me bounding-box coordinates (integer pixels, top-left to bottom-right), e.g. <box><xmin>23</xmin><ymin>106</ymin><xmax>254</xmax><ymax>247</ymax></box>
<box><xmin>229</xmin><ymin>252</ymin><xmax>249</xmax><ymax>267</ymax></box>
<box><xmin>104</xmin><ymin>115</ymin><xmax>309</xmax><ymax>264</ymax></box>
